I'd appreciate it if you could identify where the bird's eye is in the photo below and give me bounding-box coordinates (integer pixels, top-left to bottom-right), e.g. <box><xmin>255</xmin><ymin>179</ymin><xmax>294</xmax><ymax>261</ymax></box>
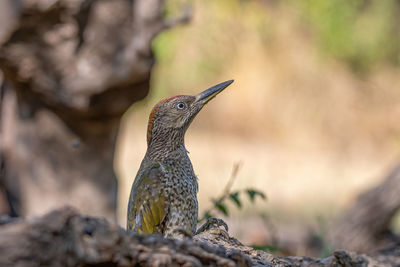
<box><xmin>176</xmin><ymin>102</ymin><xmax>187</xmax><ymax>110</ymax></box>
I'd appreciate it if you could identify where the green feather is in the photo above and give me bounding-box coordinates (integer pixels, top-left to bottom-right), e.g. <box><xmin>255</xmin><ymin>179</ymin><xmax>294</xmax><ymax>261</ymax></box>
<box><xmin>127</xmin><ymin>162</ymin><xmax>168</xmax><ymax>234</ymax></box>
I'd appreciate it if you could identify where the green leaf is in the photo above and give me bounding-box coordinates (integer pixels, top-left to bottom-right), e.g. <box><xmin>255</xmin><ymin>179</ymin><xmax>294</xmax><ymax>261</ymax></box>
<box><xmin>246</xmin><ymin>189</ymin><xmax>266</xmax><ymax>202</ymax></box>
<box><xmin>251</xmin><ymin>244</ymin><xmax>279</xmax><ymax>253</ymax></box>
<box><xmin>229</xmin><ymin>192</ymin><xmax>242</xmax><ymax>208</ymax></box>
<box><xmin>198</xmin><ymin>211</ymin><xmax>213</xmax><ymax>223</ymax></box>
<box><xmin>204</xmin><ymin>211</ymin><xmax>213</xmax><ymax>220</ymax></box>
<box><xmin>213</xmin><ymin>200</ymin><xmax>229</xmax><ymax>216</ymax></box>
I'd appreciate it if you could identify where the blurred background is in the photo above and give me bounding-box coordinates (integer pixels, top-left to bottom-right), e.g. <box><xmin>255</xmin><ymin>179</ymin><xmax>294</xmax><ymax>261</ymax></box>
<box><xmin>116</xmin><ymin>0</ymin><xmax>400</xmax><ymax>254</ymax></box>
<box><xmin>1</xmin><ymin>0</ymin><xmax>400</xmax><ymax>257</ymax></box>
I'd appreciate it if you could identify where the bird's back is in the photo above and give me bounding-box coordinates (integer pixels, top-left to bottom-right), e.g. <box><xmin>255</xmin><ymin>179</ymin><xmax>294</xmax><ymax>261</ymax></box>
<box><xmin>127</xmin><ymin>152</ymin><xmax>198</xmax><ymax>236</ymax></box>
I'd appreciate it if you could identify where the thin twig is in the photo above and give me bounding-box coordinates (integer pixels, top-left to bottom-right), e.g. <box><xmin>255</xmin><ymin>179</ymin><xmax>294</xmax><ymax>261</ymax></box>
<box><xmin>219</xmin><ymin>161</ymin><xmax>242</xmax><ymax>201</ymax></box>
<box><xmin>199</xmin><ymin>161</ymin><xmax>242</xmax><ymax>222</ymax></box>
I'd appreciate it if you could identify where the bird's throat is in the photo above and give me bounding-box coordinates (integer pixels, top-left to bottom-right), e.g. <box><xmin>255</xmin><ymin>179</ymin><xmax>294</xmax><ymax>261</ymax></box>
<box><xmin>146</xmin><ymin>130</ymin><xmax>186</xmax><ymax>161</ymax></box>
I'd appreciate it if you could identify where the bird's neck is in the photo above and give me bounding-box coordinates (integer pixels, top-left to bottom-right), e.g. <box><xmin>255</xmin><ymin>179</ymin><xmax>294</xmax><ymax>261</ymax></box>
<box><xmin>146</xmin><ymin>129</ymin><xmax>187</xmax><ymax>161</ymax></box>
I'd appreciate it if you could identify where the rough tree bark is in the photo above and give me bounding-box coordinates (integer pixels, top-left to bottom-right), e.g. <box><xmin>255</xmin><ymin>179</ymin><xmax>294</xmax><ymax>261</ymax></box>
<box><xmin>330</xmin><ymin>163</ymin><xmax>400</xmax><ymax>252</ymax></box>
<box><xmin>0</xmin><ymin>207</ymin><xmax>399</xmax><ymax>267</ymax></box>
<box><xmin>0</xmin><ymin>0</ymin><xmax>188</xmax><ymax>220</ymax></box>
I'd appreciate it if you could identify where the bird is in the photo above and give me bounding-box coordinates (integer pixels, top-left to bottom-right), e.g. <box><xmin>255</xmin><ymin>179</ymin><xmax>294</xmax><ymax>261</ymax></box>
<box><xmin>127</xmin><ymin>80</ymin><xmax>234</xmax><ymax>237</ymax></box>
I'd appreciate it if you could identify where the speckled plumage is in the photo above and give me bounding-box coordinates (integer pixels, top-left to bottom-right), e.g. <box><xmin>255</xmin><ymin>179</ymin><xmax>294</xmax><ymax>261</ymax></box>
<box><xmin>127</xmin><ymin>80</ymin><xmax>233</xmax><ymax>237</ymax></box>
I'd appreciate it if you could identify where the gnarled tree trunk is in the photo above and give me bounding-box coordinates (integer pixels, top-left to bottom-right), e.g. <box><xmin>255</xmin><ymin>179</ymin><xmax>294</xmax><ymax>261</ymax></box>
<box><xmin>0</xmin><ymin>0</ymin><xmax>180</xmax><ymax>220</ymax></box>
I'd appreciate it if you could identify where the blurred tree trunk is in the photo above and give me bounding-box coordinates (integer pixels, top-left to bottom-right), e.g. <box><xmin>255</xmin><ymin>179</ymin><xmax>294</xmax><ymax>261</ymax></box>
<box><xmin>330</xmin><ymin>162</ymin><xmax>400</xmax><ymax>252</ymax></box>
<box><xmin>0</xmin><ymin>0</ymin><xmax>181</xmax><ymax>220</ymax></box>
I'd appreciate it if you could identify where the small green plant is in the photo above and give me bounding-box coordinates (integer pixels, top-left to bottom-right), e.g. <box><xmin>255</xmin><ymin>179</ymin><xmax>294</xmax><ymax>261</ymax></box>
<box><xmin>250</xmin><ymin>244</ymin><xmax>280</xmax><ymax>253</ymax></box>
<box><xmin>315</xmin><ymin>215</ymin><xmax>334</xmax><ymax>258</ymax></box>
<box><xmin>198</xmin><ymin>162</ymin><xmax>266</xmax><ymax>223</ymax></box>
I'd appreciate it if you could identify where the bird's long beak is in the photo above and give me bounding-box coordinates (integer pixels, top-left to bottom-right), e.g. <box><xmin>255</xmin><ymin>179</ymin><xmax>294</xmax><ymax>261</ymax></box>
<box><xmin>195</xmin><ymin>80</ymin><xmax>234</xmax><ymax>105</ymax></box>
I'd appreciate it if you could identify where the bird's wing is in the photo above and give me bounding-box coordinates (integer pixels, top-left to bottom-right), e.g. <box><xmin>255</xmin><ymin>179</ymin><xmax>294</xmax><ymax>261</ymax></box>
<box><xmin>127</xmin><ymin>162</ymin><xmax>169</xmax><ymax>234</ymax></box>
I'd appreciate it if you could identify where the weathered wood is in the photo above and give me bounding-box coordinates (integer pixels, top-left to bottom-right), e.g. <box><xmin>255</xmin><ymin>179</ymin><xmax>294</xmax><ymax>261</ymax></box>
<box><xmin>0</xmin><ymin>207</ymin><xmax>253</xmax><ymax>267</ymax></box>
<box><xmin>0</xmin><ymin>207</ymin><xmax>399</xmax><ymax>266</ymax></box>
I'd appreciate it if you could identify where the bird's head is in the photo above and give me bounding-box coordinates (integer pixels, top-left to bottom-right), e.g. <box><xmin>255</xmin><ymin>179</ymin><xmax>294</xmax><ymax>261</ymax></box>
<box><xmin>146</xmin><ymin>80</ymin><xmax>234</xmax><ymax>146</ymax></box>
